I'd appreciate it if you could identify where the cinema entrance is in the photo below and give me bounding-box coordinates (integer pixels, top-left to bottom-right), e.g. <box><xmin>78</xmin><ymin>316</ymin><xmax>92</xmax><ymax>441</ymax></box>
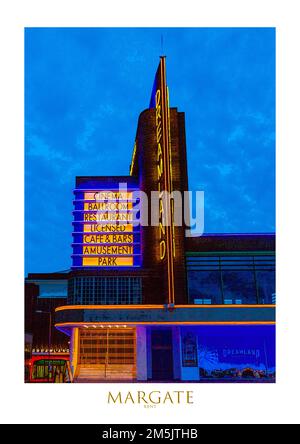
<box><xmin>74</xmin><ymin>327</ymin><xmax>136</xmax><ymax>382</ymax></box>
<box><xmin>151</xmin><ymin>328</ymin><xmax>174</xmax><ymax>381</ymax></box>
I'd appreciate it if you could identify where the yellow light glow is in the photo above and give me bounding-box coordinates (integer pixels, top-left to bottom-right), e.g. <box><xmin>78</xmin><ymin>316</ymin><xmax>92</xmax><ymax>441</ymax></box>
<box><xmin>129</xmin><ymin>142</ymin><xmax>137</xmax><ymax>176</ymax></box>
<box><xmin>82</xmin><ymin>245</ymin><xmax>133</xmax><ymax>255</ymax></box>
<box><xmin>55</xmin><ymin>304</ymin><xmax>276</xmax><ymax>312</ymax></box>
<box><xmin>156</xmin><ymin>58</ymin><xmax>175</xmax><ymax>306</ymax></box>
<box><xmin>56</xmin><ymin>321</ymin><xmax>276</xmax><ymax>328</ymax></box>
<box><xmin>82</xmin><ymin>256</ymin><xmax>134</xmax><ymax>267</ymax></box>
<box><xmin>160</xmin><ymin>240</ymin><xmax>166</xmax><ymax>260</ymax></box>
<box><xmin>84</xmin><ymin>201</ymin><xmax>133</xmax><ymax>211</ymax></box>
<box><xmin>84</xmin><ymin>191</ymin><xmax>133</xmax><ymax>201</ymax></box>
<box><xmin>84</xmin><ymin>212</ymin><xmax>133</xmax><ymax>222</ymax></box>
<box><xmin>83</xmin><ymin>234</ymin><xmax>133</xmax><ymax>244</ymax></box>
<box><xmin>83</xmin><ymin>224</ymin><xmax>133</xmax><ymax>233</ymax></box>
<box><xmin>72</xmin><ymin>328</ymin><xmax>79</xmax><ymax>378</ymax></box>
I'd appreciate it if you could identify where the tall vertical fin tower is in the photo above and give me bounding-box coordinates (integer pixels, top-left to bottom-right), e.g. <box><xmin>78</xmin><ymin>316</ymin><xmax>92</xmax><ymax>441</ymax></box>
<box><xmin>130</xmin><ymin>57</ymin><xmax>188</xmax><ymax>304</ymax></box>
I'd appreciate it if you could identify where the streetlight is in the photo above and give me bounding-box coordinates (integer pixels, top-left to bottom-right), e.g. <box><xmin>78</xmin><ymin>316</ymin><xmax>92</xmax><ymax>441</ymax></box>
<box><xmin>35</xmin><ymin>310</ymin><xmax>52</xmax><ymax>382</ymax></box>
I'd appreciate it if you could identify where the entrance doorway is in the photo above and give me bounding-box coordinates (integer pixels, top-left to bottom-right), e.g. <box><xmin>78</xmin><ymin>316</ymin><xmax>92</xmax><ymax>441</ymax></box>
<box><xmin>151</xmin><ymin>329</ymin><xmax>174</xmax><ymax>381</ymax></box>
<box><xmin>76</xmin><ymin>327</ymin><xmax>136</xmax><ymax>381</ymax></box>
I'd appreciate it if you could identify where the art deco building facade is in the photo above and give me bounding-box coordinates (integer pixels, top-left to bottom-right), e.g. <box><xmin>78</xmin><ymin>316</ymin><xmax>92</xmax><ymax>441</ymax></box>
<box><xmin>25</xmin><ymin>58</ymin><xmax>275</xmax><ymax>383</ymax></box>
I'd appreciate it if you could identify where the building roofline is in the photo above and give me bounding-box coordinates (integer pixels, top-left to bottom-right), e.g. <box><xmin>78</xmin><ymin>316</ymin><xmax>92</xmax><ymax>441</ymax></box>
<box><xmin>199</xmin><ymin>232</ymin><xmax>275</xmax><ymax>237</ymax></box>
<box><xmin>26</xmin><ymin>270</ymin><xmax>71</xmax><ymax>281</ymax></box>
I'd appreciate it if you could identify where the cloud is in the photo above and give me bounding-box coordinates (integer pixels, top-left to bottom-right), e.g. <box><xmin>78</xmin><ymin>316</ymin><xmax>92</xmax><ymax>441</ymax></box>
<box><xmin>227</xmin><ymin>125</ymin><xmax>245</xmax><ymax>144</ymax></box>
<box><xmin>25</xmin><ymin>28</ymin><xmax>275</xmax><ymax>273</ymax></box>
<box><xmin>26</xmin><ymin>133</ymin><xmax>71</xmax><ymax>163</ymax></box>
<box><xmin>204</xmin><ymin>163</ymin><xmax>234</xmax><ymax>176</ymax></box>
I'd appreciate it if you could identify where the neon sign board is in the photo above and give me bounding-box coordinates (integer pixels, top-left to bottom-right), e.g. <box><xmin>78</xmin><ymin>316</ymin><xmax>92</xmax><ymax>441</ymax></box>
<box><xmin>150</xmin><ymin>56</ymin><xmax>175</xmax><ymax>305</ymax></box>
<box><xmin>72</xmin><ymin>180</ymin><xmax>141</xmax><ymax>268</ymax></box>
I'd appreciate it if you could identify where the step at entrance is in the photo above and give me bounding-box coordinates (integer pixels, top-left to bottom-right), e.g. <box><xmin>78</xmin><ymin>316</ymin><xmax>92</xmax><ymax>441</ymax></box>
<box><xmin>74</xmin><ymin>364</ymin><xmax>135</xmax><ymax>382</ymax></box>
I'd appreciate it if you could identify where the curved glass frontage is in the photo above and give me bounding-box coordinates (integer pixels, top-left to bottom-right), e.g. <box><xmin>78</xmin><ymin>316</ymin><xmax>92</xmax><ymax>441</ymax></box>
<box><xmin>187</xmin><ymin>254</ymin><xmax>275</xmax><ymax>305</ymax></box>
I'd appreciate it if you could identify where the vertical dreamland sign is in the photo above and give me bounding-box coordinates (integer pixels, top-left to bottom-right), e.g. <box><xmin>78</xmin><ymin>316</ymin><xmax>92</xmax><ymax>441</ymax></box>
<box><xmin>149</xmin><ymin>56</ymin><xmax>176</xmax><ymax>305</ymax></box>
<box><xmin>71</xmin><ymin>179</ymin><xmax>141</xmax><ymax>268</ymax></box>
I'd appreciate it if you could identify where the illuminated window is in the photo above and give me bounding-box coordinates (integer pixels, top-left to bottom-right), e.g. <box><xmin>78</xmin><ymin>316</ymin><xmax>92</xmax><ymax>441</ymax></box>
<box><xmin>222</xmin><ymin>270</ymin><xmax>257</xmax><ymax>304</ymax></box>
<box><xmin>186</xmin><ymin>254</ymin><xmax>275</xmax><ymax>305</ymax></box>
<box><xmin>188</xmin><ymin>270</ymin><xmax>223</xmax><ymax>305</ymax></box>
<box><xmin>68</xmin><ymin>276</ymin><xmax>142</xmax><ymax>305</ymax></box>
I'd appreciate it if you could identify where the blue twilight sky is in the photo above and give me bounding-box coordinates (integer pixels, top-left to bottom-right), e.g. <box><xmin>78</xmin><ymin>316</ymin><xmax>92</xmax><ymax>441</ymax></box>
<box><xmin>25</xmin><ymin>28</ymin><xmax>275</xmax><ymax>275</ymax></box>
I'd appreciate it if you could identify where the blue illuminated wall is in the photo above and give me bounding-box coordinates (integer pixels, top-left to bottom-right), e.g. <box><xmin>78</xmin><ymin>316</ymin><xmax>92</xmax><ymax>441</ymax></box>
<box><xmin>144</xmin><ymin>325</ymin><xmax>275</xmax><ymax>382</ymax></box>
<box><xmin>180</xmin><ymin>325</ymin><xmax>275</xmax><ymax>381</ymax></box>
